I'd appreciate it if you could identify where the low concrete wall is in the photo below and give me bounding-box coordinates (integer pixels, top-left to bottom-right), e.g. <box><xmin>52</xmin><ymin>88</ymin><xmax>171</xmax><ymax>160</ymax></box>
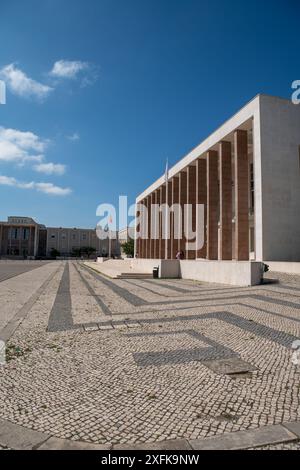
<box><xmin>180</xmin><ymin>260</ymin><xmax>262</xmax><ymax>286</ymax></box>
<box><xmin>265</xmin><ymin>261</ymin><xmax>300</xmax><ymax>275</ymax></box>
<box><xmin>131</xmin><ymin>259</ymin><xmax>180</xmax><ymax>278</ymax></box>
<box><xmin>159</xmin><ymin>260</ymin><xmax>180</xmax><ymax>278</ymax></box>
<box><xmin>180</xmin><ymin>260</ymin><xmax>263</xmax><ymax>286</ymax></box>
<box><xmin>132</xmin><ymin>258</ymin><xmax>263</xmax><ymax>286</ymax></box>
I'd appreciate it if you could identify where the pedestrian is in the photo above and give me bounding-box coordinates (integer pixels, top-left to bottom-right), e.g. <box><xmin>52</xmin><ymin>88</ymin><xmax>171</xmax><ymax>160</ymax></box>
<box><xmin>176</xmin><ymin>250</ymin><xmax>184</xmax><ymax>260</ymax></box>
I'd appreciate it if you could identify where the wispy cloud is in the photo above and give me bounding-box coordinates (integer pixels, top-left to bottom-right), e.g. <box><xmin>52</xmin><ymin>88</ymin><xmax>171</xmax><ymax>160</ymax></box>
<box><xmin>50</xmin><ymin>60</ymin><xmax>89</xmax><ymax>79</ymax></box>
<box><xmin>49</xmin><ymin>60</ymin><xmax>98</xmax><ymax>87</ymax></box>
<box><xmin>0</xmin><ymin>63</ymin><xmax>53</xmax><ymax>101</ymax></box>
<box><xmin>0</xmin><ymin>127</ymin><xmax>48</xmax><ymax>164</ymax></box>
<box><xmin>33</xmin><ymin>162</ymin><xmax>66</xmax><ymax>176</ymax></box>
<box><xmin>33</xmin><ymin>182</ymin><xmax>71</xmax><ymax>196</ymax></box>
<box><xmin>0</xmin><ymin>60</ymin><xmax>97</xmax><ymax>102</ymax></box>
<box><xmin>0</xmin><ymin>175</ymin><xmax>71</xmax><ymax>196</ymax></box>
<box><xmin>67</xmin><ymin>132</ymin><xmax>80</xmax><ymax>141</ymax></box>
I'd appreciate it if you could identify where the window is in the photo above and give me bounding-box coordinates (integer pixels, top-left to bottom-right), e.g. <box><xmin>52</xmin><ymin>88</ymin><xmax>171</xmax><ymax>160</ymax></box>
<box><xmin>51</xmin><ymin>234</ymin><xmax>56</xmax><ymax>239</ymax></box>
<box><xmin>9</xmin><ymin>228</ymin><xmax>20</xmax><ymax>240</ymax></box>
<box><xmin>82</xmin><ymin>233</ymin><xmax>87</xmax><ymax>240</ymax></box>
<box><xmin>23</xmin><ymin>228</ymin><xmax>29</xmax><ymax>240</ymax></box>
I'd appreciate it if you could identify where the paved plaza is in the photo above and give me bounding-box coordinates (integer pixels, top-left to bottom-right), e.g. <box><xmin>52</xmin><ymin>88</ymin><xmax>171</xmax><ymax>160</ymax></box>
<box><xmin>0</xmin><ymin>260</ymin><xmax>300</xmax><ymax>449</ymax></box>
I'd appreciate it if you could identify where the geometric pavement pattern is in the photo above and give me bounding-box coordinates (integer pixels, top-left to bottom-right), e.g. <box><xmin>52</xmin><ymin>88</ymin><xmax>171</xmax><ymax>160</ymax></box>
<box><xmin>0</xmin><ymin>260</ymin><xmax>299</xmax><ymax>446</ymax></box>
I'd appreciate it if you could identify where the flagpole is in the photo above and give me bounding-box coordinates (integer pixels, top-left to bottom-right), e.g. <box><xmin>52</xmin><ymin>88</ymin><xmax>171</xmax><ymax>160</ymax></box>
<box><xmin>165</xmin><ymin>158</ymin><xmax>169</xmax><ymax>260</ymax></box>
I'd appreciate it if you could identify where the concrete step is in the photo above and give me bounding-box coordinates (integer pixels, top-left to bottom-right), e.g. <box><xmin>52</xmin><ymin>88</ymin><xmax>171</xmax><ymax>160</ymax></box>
<box><xmin>116</xmin><ymin>273</ymin><xmax>153</xmax><ymax>279</ymax></box>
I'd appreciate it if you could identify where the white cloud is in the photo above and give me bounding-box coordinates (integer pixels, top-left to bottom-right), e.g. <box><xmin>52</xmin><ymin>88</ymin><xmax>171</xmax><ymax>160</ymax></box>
<box><xmin>50</xmin><ymin>60</ymin><xmax>89</xmax><ymax>79</ymax></box>
<box><xmin>33</xmin><ymin>162</ymin><xmax>66</xmax><ymax>176</ymax></box>
<box><xmin>2</xmin><ymin>128</ymin><xmax>47</xmax><ymax>152</ymax></box>
<box><xmin>34</xmin><ymin>182</ymin><xmax>71</xmax><ymax>196</ymax></box>
<box><xmin>0</xmin><ymin>174</ymin><xmax>71</xmax><ymax>196</ymax></box>
<box><xmin>0</xmin><ymin>175</ymin><xmax>17</xmax><ymax>186</ymax></box>
<box><xmin>0</xmin><ymin>127</ymin><xmax>48</xmax><ymax>164</ymax></box>
<box><xmin>0</xmin><ymin>126</ymin><xmax>69</xmax><ymax>189</ymax></box>
<box><xmin>49</xmin><ymin>60</ymin><xmax>98</xmax><ymax>87</ymax></box>
<box><xmin>0</xmin><ymin>63</ymin><xmax>53</xmax><ymax>101</ymax></box>
<box><xmin>67</xmin><ymin>132</ymin><xmax>80</xmax><ymax>141</ymax></box>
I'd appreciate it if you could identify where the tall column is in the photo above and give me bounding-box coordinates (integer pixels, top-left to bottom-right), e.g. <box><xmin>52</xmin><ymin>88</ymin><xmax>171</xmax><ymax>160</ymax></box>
<box><xmin>234</xmin><ymin>129</ymin><xmax>249</xmax><ymax>260</ymax></box>
<box><xmin>141</xmin><ymin>198</ymin><xmax>146</xmax><ymax>258</ymax></box>
<box><xmin>139</xmin><ymin>199</ymin><xmax>143</xmax><ymax>258</ymax></box>
<box><xmin>143</xmin><ymin>197</ymin><xmax>148</xmax><ymax>258</ymax></box>
<box><xmin>139</xmin><ymin>200</ymin><xmax>145</xmax><ymax>258</ymax></box>
<box><xmin>171</xmin><ymin>176</ymin><xmax>179</xmax><ymax>259</ymax></box>
<box><xmin>206</xmin><ymin>150</ymin><xmax>219</xmax><ymax>260</ymax></box>
<box><xmin>27</xmin><ymin>226</ymin><xmax>31</xmax><ymax>257</ymax></box>
<box><xmin>169</xmin><ymin>178</ymin><xmax>174</xmax><ymax>260</ymax></box>
<box><xmin>19</xmin><ymin>226</ymin><xmax>22</xmax><ymax>256</ymax></box>
<box><xmin>154</xmin><ymin>190</ymin><xmax>160</xmax><ymax>259</ymax></box>
<box><xmin>147</xmin><ymin>195</ymin><xmax>151</xmax><ymax>258</ymax></box>
<box><xmin>135</xmin><ymin>202</ymin><xmax>141</xmax><ymax>258</ymax></box>
<box><xmin>178</xmin><ymin>171</ymin><xmax>187</xmax><ymax>256</ymax></box>
<box><xmin>186</xmin><ymin>165</ymin><xmax>196</xmax><ymax>259</ymax></box>
<box><xmin>219</xmin><ymin>141</ymin><xmax>232</xmax><ymax>260</ymax></box>
<box><xmin>196</xmin><ymin>159</ymin><xmax>207</xmax><ymax>258</ymax></box>
<box><xmin>159</xmin><ymin>185</ymin><xmax>166</xmax><ymax>259</ymax></box>
<box><xmin>150</xmin><ymin>192</ymin><xmax>156</xmax><ymax>258</ymax></box>
<box><xmin>33</xmin><ymin>226</ymin><xmax>39</xmax><ymax>258</ymax></box>
<box><xmin>167</xmin><ymin>181</ymin><xmax>172</xmax><ymax>259</ymax></box>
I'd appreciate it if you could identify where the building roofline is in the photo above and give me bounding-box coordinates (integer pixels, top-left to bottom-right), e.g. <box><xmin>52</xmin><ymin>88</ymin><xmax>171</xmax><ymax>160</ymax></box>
<box><xmin>135</xmin><ymin>93</ymin><xmax>291</xmax><ymax>202</ymax></box>
<box><xmin>46</xmin><ymin>227</ymin><xmax>97</xmax><ymax>231</ymax></box>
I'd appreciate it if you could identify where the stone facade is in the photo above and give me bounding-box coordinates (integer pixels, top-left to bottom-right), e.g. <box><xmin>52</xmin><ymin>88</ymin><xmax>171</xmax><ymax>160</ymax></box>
<box><xmin>0</xmin><ymin>216</ymin><xmax>121</xmax><ymax>259</ymax></box>
<box><xmin>0</xmin><ymin>217</ymin><xmax>45</xmax><ymax>258</ymax></box>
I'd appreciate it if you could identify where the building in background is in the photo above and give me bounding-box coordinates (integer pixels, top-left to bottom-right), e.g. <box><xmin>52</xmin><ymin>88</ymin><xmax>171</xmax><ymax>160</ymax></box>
<box><xmin>46</xmin><ymin>226</ymin><xmax>120</xmax><ymax>258</ymax></box>
<box><xmin>0</xmin><ymin>217</ymin><xmax>120</xmax><ymax>259</ymax></box>
<box><xmin>0</xmin><ymin>216</ymin><xmax>46</xmax><ymax>258</ymax></box>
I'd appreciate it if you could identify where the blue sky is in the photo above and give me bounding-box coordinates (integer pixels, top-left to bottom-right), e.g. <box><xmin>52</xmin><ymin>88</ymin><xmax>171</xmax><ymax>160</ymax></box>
<box><xmin>0</xmin><ymin>0</ymin><xmax>299</xmax><ymax>228</ymax></box>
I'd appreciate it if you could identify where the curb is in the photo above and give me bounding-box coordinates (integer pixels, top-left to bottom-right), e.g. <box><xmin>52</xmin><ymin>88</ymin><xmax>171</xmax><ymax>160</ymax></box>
<box><xmin>82</xmin><ymin>262</ymin><xmax>116</xmax><ymax>280</ymax></box>
<box><xmin>1</xmin><ymin>417</ymin><xmax>300</xmax><ymax>450</ymax></box>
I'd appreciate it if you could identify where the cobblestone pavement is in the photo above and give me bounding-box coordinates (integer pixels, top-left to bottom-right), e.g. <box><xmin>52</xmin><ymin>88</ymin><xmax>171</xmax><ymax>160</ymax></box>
<box><xmin>0</xmin><ymin>260</ymin><xmax>51</xmax><ymax>283</ymax></box>
<box><xmin>0</xmin><ymin>261</ymin><xmax>299</xmax><ymax>447</ymax></box>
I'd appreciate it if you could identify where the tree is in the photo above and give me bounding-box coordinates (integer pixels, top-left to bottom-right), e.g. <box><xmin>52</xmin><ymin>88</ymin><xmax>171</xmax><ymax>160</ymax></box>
<box><xmin>81</xmin><ymin>246</ymin><xmax>96</xmax><ymax>259</ymax></box>
<box><xmin>71</xmin><ymin>248</ymin><xmax>82</xmax><ymax>258</ymax></box>
<box><xmin>122</xmin><ymin>239</ymin><xmax>134</xmax><ymax>257</ymax></box>
<box><xmin>50</xmin><ymin>248</ymin><xmax>60</xmax><ymax>258</ymax></box>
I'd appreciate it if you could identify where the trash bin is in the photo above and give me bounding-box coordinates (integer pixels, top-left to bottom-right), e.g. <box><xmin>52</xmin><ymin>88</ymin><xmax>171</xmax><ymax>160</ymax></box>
<box><xmin>153</xmin><ymin>267</ymin><xmax>159</xmax><ymax>279</ymax></box>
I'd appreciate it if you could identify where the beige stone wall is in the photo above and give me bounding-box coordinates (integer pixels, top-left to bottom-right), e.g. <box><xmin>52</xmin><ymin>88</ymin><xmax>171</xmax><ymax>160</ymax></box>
<box><xmin>46</xmin><ymin>227</ymin><xmax>120</xmax><ymax>257</ymax></box>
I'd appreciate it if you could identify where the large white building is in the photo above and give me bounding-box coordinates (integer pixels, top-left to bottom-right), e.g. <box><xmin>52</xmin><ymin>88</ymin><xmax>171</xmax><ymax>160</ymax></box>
<box><xmin>134</xmin><ymin>95</ymin><xmax>300</xmax><ymax>284</ymax></box>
